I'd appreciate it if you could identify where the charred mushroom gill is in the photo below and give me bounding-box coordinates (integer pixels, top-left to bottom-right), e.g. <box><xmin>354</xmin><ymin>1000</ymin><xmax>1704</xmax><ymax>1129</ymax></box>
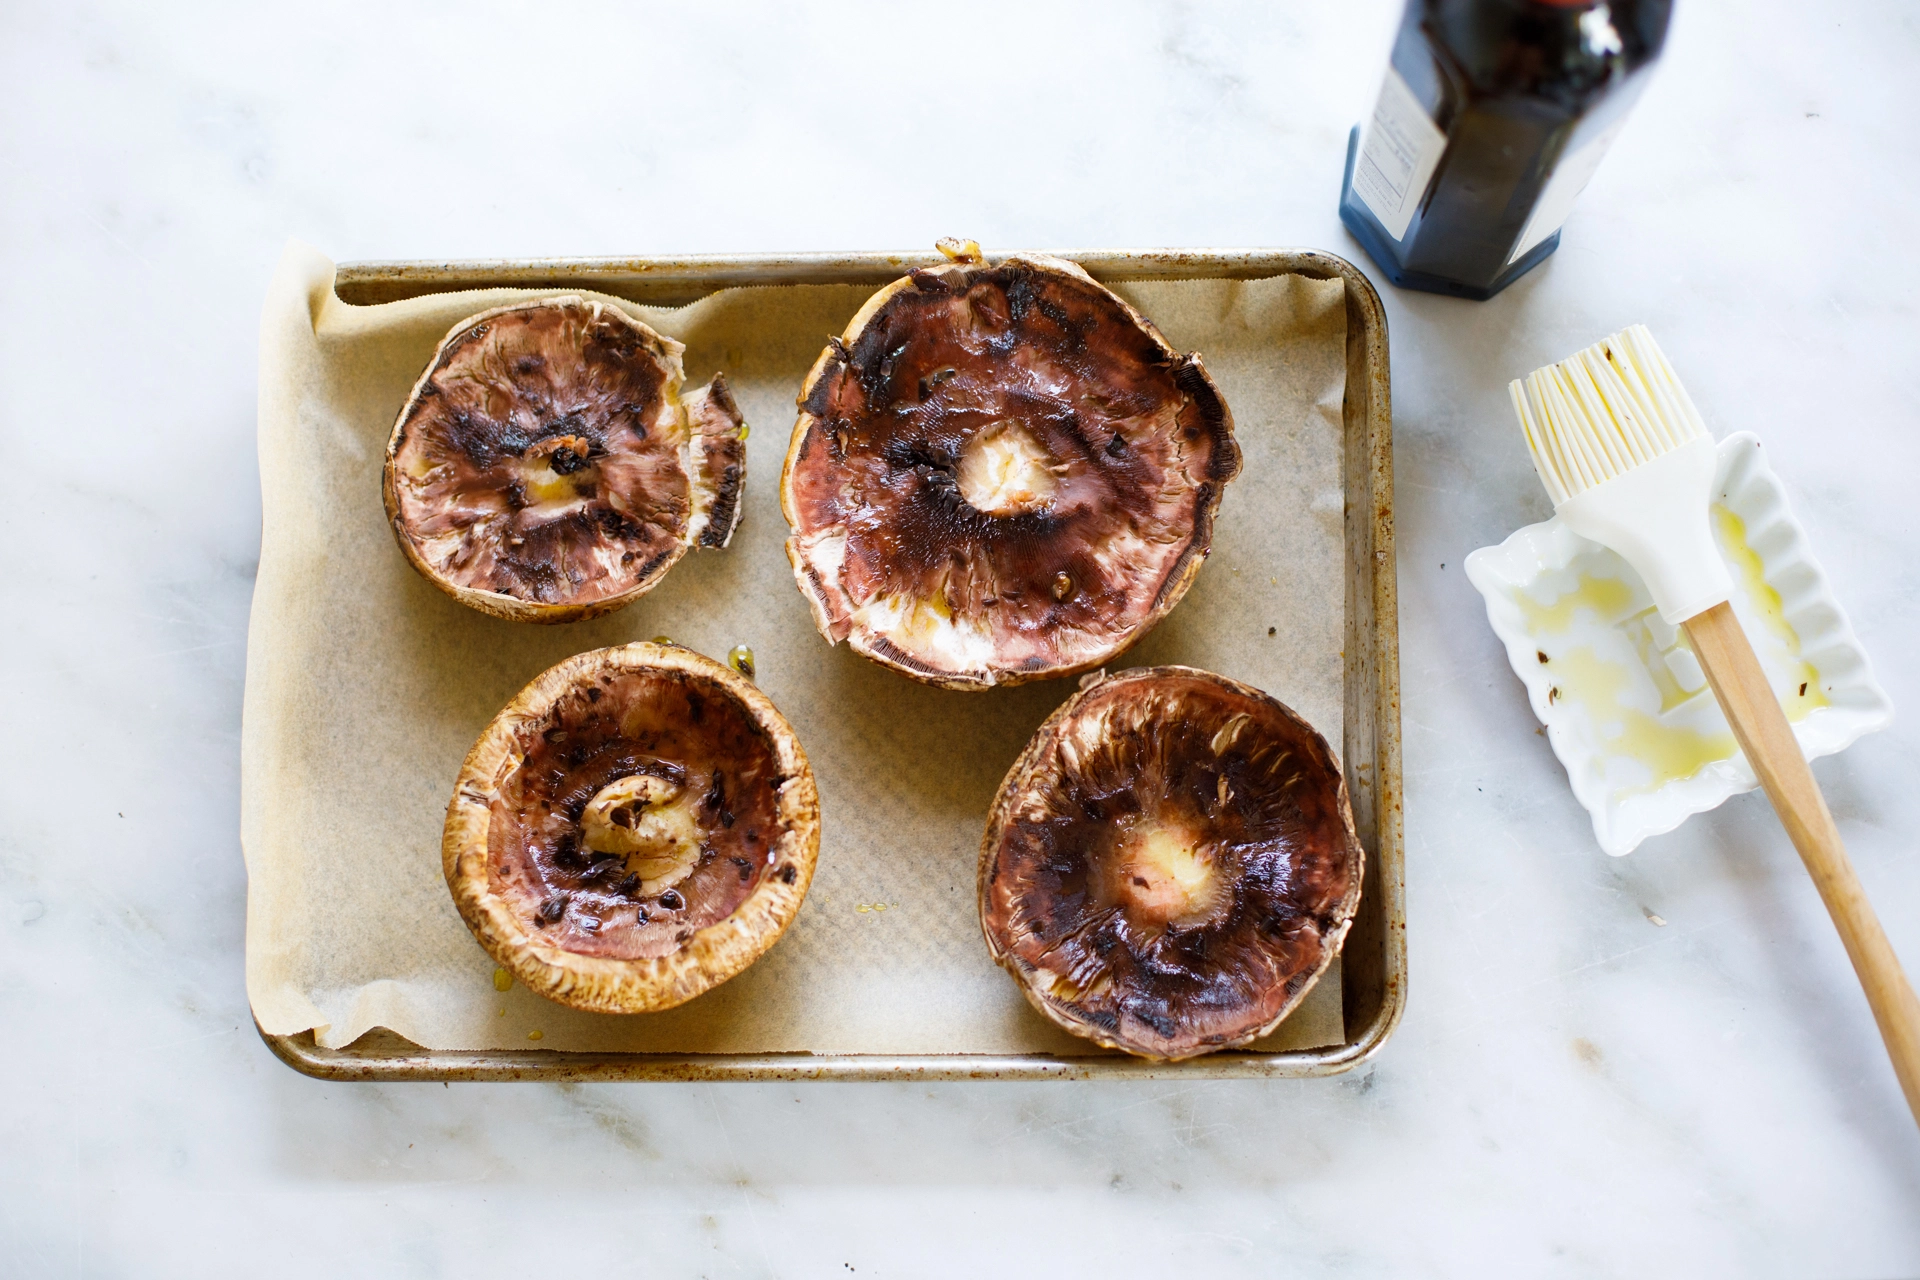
<box><xmin>979</xmin><ymin>667</ymin><xmax>1364</xmax><ymax>1061</ymax></box>
<box><xmin>781</xmin><ymin>245</ymin><xmax>1241</xmax><ymax>689</ymax></box>
<box><xmin>443</xmin><ymin>643</ymin><xmax>819</xmax><ymax>1014</ymax></box>
<box><xmin>385</xmin><ymin>297</ymin><xmax>747</xmax><ymax>624</ymax></box>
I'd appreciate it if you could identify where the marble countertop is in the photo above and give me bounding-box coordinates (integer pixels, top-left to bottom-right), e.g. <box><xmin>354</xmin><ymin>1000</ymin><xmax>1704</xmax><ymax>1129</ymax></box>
<box><xmin>4</xmin><ymin>0</ymin><xmax>1916</xmax><ymax>1273</ymax></box>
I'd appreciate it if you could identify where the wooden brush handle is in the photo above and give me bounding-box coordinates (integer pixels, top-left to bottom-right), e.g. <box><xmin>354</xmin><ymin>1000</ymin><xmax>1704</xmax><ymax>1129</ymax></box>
<box><xmin>1684</xmin><ymin>601</ymin><xmax>1920</xmax><ymax>1127</ymax></box>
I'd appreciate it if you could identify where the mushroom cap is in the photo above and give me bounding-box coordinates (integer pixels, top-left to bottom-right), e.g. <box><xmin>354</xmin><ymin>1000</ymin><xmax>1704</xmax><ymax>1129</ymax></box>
<box><xmin>385</xmin><ymin>297</ymin><xmax>746</xmax><ymax>624</ymax></box>
<box><xmin>781</xmin><ymin>252</ymin><xmax>1240</xmax><ymax>689</ymax></box>
<box><xmin>979</xmin><ymin>666</ymin><xmax>1363</xmax><ymax>1060</ymax></box>
<box><xmin>444</xmin><ymin>642</ymin><xmax>819</xmax><ymax>1014</ymax></box>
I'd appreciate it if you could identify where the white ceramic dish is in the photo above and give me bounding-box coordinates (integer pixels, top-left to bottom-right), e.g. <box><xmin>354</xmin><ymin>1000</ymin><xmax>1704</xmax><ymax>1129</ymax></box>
<box><xmin>1465</xmin><ymin>432</ymin><xmax>1893</xmax><ymax>855</ymax></box>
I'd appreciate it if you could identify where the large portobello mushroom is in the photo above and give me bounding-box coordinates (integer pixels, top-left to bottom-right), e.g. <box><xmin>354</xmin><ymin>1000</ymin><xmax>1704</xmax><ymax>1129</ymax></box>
<box><xmin>980</xmin><ymin>666</ymin><xmax>1363</xmax><ymax>1060</ymax></box>
<box><xmin>781</xmin><ymin>242</ymin><xmax>1241</xmax><ymax>689</ymax></box>
<box><xmin>385</xmin><ymin>297</ymin><xmax>746</xmax><ymax>624</ymax></box>
<box><xmin>444</xmin><ymin>643</ymin><xmax>818</xmax><ymax>1014</ymax></box>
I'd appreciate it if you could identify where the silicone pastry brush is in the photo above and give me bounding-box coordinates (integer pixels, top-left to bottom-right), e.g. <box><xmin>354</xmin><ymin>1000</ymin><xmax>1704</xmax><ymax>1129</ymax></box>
<box><xmin>1512</xmin><ymin>324</ymin><xmax>1920</xmax><ymax>1128</ymax></box>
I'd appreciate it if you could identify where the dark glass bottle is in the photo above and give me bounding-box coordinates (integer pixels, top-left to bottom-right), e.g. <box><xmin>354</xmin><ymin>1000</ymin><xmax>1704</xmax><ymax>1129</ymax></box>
<box><xmin>1339</xmin><ymin>0</ymin><xmax>1672</xmax><ymax>300</ymax></box>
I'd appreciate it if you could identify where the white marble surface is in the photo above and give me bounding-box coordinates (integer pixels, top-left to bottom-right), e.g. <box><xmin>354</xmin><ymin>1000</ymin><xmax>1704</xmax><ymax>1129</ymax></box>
<box><xmin>3</xmin><ymin>0</ymin><xmax>1917</xmax><ymax>1274</ymax></box>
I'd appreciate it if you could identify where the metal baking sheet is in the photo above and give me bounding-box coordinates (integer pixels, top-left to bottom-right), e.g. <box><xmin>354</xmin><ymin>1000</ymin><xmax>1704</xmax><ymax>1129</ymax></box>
<box><xmin>253</xmin><ymin>248</ymin><xmax>1404</xmax><ymax>1081</ymax></box>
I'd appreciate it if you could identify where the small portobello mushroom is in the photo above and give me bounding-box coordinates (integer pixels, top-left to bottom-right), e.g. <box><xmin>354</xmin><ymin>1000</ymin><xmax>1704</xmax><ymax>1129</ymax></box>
<box><xmin>781</xmin><ymin>240</ymin><xmax>1241</xmax><ymax>689</ymax></box>
<box><xmin>444</xmin><ymin>642</ymin><xmax>818</xmax><ymax>1014</ymax></box>
<box><xmin>385</xmin><ymin>297</ymin><xmax>746</xmax><ymax>624</ymax></box>
<box><xmin>979</xmin><ymin>666</ymin><xmax>1363</xmax><ymax>1060</ymax></box>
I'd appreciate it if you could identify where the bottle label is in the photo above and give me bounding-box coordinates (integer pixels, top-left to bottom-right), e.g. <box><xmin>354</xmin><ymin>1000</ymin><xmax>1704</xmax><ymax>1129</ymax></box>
<box><xmin>1352</xmin><ymin>67</ymin><xmax>1448</xmax><ymax>242</ymax></box>
<box><xmin>1507</xmin><ymin>119</ymin><xmax>1627</xmax><ymax>264</ymax></box>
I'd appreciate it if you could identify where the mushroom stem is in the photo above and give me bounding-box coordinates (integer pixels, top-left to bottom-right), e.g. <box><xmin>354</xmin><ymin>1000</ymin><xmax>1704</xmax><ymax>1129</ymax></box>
<box><xmin>936</xmin><ymin>237</ymin><xmax>984</xmax><ymax>264</ymax></box>
<box><xmin>1113</xmin><ymin>823</ymin><xmax>1227</xmax><ymax>928</ymax></box>
<box><xmin>581</xmin><ymin>773</ymin><xmax>704</xmax><ymax>894</ymax></box>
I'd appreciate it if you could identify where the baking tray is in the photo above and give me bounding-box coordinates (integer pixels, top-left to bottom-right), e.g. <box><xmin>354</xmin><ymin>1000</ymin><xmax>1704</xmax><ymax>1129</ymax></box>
<box><xmin>256</xmin><ymin>247</ymin><xmax>1404</xmax><ymax>1081</ymax></box>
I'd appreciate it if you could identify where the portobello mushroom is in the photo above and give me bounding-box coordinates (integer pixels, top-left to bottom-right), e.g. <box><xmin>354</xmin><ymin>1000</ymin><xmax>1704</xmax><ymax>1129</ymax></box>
<box><xmin>979</xmin><ymin>666</ymin><xmax>1363</xmax><ymax>1060</ymax></box>
<box><xmin>781</xmin><ymin>241</ymin><xmax>1240</xmax><ymax>688</ymax></box>
<box><xmin>385</xmin><ymin>297</ymin><xmax>746</xmax><ymax>623</ymax></box>
<box><xmin>444</xmin><ymin>642</ymin><xmax>818</xmax><ymax>1014</ymax></box>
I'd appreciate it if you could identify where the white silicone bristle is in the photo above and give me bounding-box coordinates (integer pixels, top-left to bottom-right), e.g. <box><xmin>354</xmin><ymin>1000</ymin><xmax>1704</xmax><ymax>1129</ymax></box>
<box><xmin>1510</xmin><ymin>325</ymin><xmax>1709</xmax><ymax>505</ymax></box>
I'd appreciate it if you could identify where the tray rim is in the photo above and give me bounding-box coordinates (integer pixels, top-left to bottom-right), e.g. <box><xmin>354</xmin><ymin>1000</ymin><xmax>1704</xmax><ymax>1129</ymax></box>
<box><xmin>255</xmin><ymin>246</ymin><xmax>1405</xmax><ymax>1082</ymax></box>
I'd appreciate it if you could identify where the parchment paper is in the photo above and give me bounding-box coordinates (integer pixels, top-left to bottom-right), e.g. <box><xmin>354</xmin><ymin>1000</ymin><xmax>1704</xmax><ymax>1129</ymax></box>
<box><xmin>242</xmin><ymin>241</ymin><xmax>1349</xmax><ymax>1056</ymax></box>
